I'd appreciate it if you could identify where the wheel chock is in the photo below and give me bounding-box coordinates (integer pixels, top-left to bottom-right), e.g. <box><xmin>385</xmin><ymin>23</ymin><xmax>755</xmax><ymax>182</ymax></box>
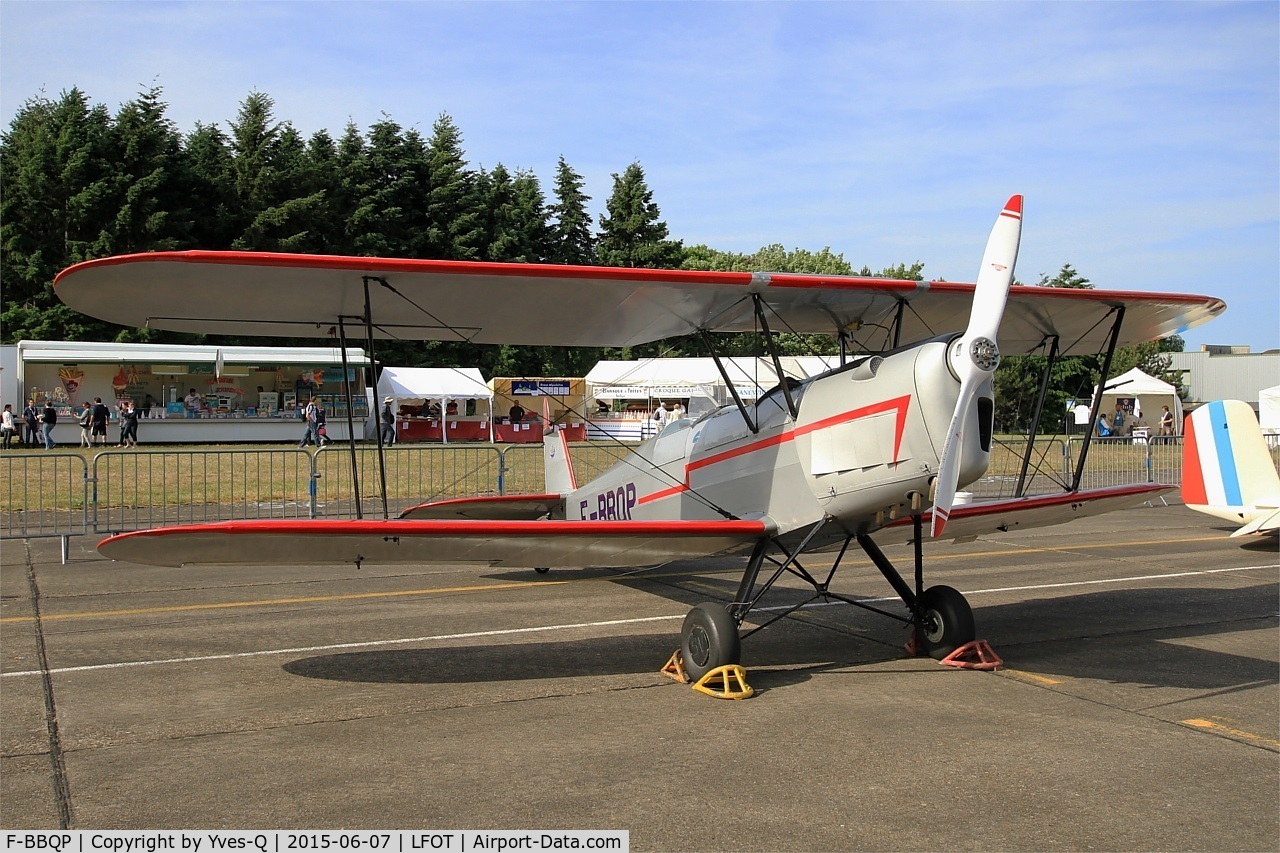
<box><xmin>660</xmin><ymin>649</ymin><xmax>690</xmax><ymax>684</ymax></box>
<box><xmin>940</xmin><ymin>640</ymin><xmax>1004</xmax><ymax>671</ymax></box>
<box><xmin>692</xmin><ymin>665</ymin><xmax>754</xmax><ymax>700</ymax></box>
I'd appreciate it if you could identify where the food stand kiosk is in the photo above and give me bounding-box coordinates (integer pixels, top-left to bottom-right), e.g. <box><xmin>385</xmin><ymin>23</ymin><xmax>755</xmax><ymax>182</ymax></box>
<box><xmin>376</xmin><ymin>367</ymin><xmax>495</xmax><ymax>443</ymax></box>
<box><xmin>583</xmin><ymin>356</ymin><xmax>842</xmax><ymax>441</ymax></box>
<box><xmin>490</xmin><ymin>377</ymin><xmax>587</xmax><ymax>443</ymax></box>
<box><xmin>15</xmin><ymin>340</ymin><xmax>371</xmax><ymax>444</ymax></box>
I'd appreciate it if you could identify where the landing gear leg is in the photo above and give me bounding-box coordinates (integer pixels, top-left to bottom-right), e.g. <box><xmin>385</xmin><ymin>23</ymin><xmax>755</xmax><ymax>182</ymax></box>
<box><xmin>857</xmin><ymin>518</ymin><xmax>976</xmax><ymax>660</ymax></box>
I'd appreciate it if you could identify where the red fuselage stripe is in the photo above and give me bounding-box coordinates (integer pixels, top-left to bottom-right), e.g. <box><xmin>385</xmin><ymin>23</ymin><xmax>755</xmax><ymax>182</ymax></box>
<box><xmin>636</xmin><ymin>395</ymin><xmax>912</xmax><ymax>506</ymax></box>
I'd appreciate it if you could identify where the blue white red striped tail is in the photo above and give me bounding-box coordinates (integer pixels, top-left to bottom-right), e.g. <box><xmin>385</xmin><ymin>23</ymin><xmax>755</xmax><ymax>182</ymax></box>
<box><xmin>1182</xmin><ymin>400</ymin><xmax>1280</xmax><ymax>535</ymax></box>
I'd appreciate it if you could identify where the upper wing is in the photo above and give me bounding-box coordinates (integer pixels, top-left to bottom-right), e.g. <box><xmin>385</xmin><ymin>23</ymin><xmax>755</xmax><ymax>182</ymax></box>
<box><xmin>881</xmin><ymin>484</ymin><xmax>1174</xmax><ymax>542</ymax></box>
<box><xmin>97</xmin><ymin>518</ymin><xmax>770</xmax><ymax>568</ymax></box>
<box><xmin>54</xmin><ymin>252</ymin><xmax>1223</xmax><ymax>355</ymax></box>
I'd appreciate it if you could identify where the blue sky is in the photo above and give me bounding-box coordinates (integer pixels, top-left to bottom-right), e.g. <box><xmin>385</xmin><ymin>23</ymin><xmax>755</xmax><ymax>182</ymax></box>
<box><xmin>3</xmin><ymin>1</ymin><xmax>1277</xmax><ymax>353</ymax></box>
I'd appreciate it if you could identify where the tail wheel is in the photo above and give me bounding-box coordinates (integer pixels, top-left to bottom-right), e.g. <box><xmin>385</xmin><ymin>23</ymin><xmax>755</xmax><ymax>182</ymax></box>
<box><xmin>533</xmin><ymin>567</ymin><xmax>550</xmax><ymax>575</ymax></box>
<box><xmin>917</xmin><ymin>585</ymin><xmax>975</xmax><ymax>660</ymax></box>
<box><xmin>680</xmin><ymin>603</ymin><xmax>741</xmax><ymax>681</ymax></box>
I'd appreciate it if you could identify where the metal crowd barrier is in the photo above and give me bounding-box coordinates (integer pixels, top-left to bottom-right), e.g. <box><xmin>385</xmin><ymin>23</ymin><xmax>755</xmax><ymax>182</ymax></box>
<box><xmin>0</xmin><ymin>453</ymin><xmax>90</xmax><ymax>563</ymax></box>
<box><xmin>11</xmin><ymin>436</ymin><xmax>1272</xmax><ymax>561</ymax></box>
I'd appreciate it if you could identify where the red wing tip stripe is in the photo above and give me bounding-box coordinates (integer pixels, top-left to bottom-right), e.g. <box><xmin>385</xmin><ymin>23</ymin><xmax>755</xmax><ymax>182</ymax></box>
<box><xmin>1004</xmin><ymin>195</ymin><xmax>1023</xmax><ymax>216</ymax></box>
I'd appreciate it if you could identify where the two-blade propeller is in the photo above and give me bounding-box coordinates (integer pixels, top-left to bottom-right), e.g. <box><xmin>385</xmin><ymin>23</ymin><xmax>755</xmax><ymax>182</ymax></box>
<box><xmin>931</xmin><ymin>195</ymin><xmax>1023</xmax><ymax>537</ymax></box>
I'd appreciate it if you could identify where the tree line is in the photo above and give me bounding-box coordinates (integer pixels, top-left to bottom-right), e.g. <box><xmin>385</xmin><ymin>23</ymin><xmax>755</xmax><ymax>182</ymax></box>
<box><xmin>1</xmin><ymin>87</ymin><xmax>1179</xmax><ymax>433</ymax></box>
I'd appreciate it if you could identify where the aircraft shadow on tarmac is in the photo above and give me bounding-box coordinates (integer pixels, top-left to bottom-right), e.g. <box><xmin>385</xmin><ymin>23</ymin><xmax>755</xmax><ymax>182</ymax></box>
<box><xmin>282</xmin><ymin>569</ymin><xmax>1277</xmax><ymax>695</ymax></box>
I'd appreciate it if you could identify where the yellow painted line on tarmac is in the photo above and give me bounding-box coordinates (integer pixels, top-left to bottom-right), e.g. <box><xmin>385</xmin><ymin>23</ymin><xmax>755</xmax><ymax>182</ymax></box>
<box><xmin>1181</xmin><ymin>718</ymin><xmax>1280</xmax><ymax>750</ymax></box>
<box><xmin>0</xmin><ymin>579</ymin><xmax>570</xmax><ymax>623</ymax></box>
<box><xmin>1001</xmin><ymin>669</ymin><xmax>1065</xmax><ymax>686</ymax></box>
<box><xmin>0</xmin><ymin>534</ymin><xmax>1253</xmax><ymax>626</ymax></box>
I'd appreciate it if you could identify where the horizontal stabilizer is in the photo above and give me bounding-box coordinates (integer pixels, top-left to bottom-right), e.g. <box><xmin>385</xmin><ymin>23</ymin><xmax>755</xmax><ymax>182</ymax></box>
<box><xmin>400</xmin><ymin>494</ymin><xmax>565</xmax><ymax>521</ymax></box>
<box><xmin>98</xmin><ymin>518</ymin><xmax>770</xmax><ymax>569</ymax></box>
<box><xmin>1230</xmin><ymin>506</ymin><xmax>1280</xmax><ymax>538</ymax></box>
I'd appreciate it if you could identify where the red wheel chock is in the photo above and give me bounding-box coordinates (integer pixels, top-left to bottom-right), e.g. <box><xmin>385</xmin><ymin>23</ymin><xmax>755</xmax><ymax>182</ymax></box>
<box><xmin>939</xmin><ymin>640</ymin><xmax>1004</xmax><ymax>671</ymax></box>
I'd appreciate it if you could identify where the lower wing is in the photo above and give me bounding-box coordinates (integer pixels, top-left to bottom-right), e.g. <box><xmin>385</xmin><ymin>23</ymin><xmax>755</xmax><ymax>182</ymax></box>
<box><xmin>882</xmin><ymin>483</ymin><xmax>1173</xmax><ymax>542</ymax></box>
<box><xmin>97</xmin><ymin>518</ymin><xmax>770</xmax><ymax>568</ymax></box>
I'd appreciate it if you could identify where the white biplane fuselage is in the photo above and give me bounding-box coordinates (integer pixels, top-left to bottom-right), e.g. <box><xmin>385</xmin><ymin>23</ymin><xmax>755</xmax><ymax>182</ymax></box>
<box><xmin>564</xmin><ymin>337</ymin><xmax>987</xmax><ymax>544</ymax></box>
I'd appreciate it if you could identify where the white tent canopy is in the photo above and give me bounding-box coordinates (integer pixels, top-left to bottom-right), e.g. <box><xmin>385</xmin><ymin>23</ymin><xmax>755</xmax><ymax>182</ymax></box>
<box><xmin>1258</xmin><ymin>384</ymin><xmax>1280</xmax><ymax>435</ymax></box>
<box><xmin>1093</xmin><ymin>367</ymin><xmax>1182</xmax><ymax>433</ymax></box>
<box><xmin>376</xmin><ymin>367</ymin><xmax>493</xmax><ymax>443</ymax></box>
<box><xmin>585</xmin><ymin>356</ymin><xmax>845</xmax><ymax>405</ymax></box>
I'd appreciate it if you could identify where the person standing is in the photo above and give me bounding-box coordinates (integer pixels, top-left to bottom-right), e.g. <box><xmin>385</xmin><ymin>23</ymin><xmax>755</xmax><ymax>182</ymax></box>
<box><xmin>298</xmin><ymin>397</ymin><xmax>320</xmax><ymax>447</ymax></box>
<box><xmin>1</xmin><ymin>404</ymin><xmax>15</xmax><ymax>449</ymax></box>
<box><xmin>314</xmin><ymin>399</ymin><xmax>328</xmax><ymax>447</ymax></box>
<box><xmin>40</xmin><ymin>399</ymin><xmax>58</xmax><ymax>449</ymax></box>
<box><xmin>22</xmin><ymin>400</ymin><xmax>39</xmax><ymax>446</ymax></box>
<box><xmin>1159</xmin><ymin>405</ymin><xmax>1175</xmax><ymax>436</ymax></box>
<box><xmin>184</xmin><ymin>387</ymin><xmax>202</xmax><ymax>418</ymax></box>
<box><xmin>380</xmin><ymin>396</ymin><xmax>397</xmax><ymax>445</ymax></box>
<box><xmin>119</xmin><ymin>401</ymin><xmax>139</xmax><ymax>447</ymax></box>
<box><xmin>652</xmin><ymin>401</ymin><xmax>668</xmax><ymax>428</ymax></box>
<box><xmin>90</xmin><ymin>397</ymin><xmax>110</xmax><ymax>446</ymax></box>
<box><xmin>78</xmin><ymin>403</ymin><xmax>93</xmax><ymax>447</ymax></box>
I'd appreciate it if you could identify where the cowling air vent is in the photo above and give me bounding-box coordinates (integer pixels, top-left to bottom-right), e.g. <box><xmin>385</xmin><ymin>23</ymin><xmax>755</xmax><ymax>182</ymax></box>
<box><xmin>848</xmin><ymin>356</ymin><xmax>882</xmax><ymax>381</ymax></box>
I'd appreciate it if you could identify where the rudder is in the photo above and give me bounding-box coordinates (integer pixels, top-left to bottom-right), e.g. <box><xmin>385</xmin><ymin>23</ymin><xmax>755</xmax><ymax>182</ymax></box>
<box><xmin>1183</xmin><ymin>400</ymin><xmax>1280</xmax><ymax>511</ymax></box>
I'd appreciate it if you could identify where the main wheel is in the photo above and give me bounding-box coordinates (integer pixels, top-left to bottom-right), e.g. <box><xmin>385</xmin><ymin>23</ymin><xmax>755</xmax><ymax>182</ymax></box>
<box><xmin>680</xmin><ymin>603</ymin><xmax>741</xmax><ymax>681</ymax></box>
<box><xmin>533</xmin><ymin>567</ymin><xmax>550</xmax><ymax>575</ymax></box>
<box><xmin>916</xmin><ymin>585</ymin><xmax>975</xmax><ymax>660</ymax></box>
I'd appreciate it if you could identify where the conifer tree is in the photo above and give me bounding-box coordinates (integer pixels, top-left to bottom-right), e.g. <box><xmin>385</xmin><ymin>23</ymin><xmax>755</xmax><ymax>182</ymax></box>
<box><xmin>181</xmin><ymin>121</ymin><xmax>236</xmax><ymax>249</ymax></box>
<box><xmin>1</xmin><ymin>88</ymin><xmax>118</xmax><ymax>340</ymax></box>
<box><xmin>547</xmin><ymin>155</ymin><xmax>594</xmax><ymax>264</ymax></box>
<box><xmin>597</xmin><ymin>162</ymin><xmax>682</xmax><ymax>268</ymax></box>
<box><xmin>103</xmin><ymin>85</ymin><xmax>187</xmax><ymax>255</ymax></box>
<box><xmin>422</xmin><ymin>114</ymin><xmax>482</xmax><ymax>260</ymax></box>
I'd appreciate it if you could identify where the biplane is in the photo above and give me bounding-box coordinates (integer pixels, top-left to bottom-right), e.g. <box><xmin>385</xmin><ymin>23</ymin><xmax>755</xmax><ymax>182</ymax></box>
<box><xmin>54</xmin><ymin>196</ymin><xmax>1225</xmax><ymax>680</ymax></box>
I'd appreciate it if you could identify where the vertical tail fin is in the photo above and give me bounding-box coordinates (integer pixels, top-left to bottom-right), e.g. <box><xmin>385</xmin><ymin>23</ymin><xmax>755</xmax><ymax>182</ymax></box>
<box><xmin>1183</xmin><ymin>400</ymin><xmax>1280</xmax><ymax>512</ymax></box>
<box><xmin>542</xmin><ymin>398</ymin><xmax>577</xmax><ymax>496</ymax></box>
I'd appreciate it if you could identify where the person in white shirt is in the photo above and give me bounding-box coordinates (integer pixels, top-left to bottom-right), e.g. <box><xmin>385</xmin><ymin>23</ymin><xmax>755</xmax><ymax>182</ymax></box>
<box><xmin>1</xmin><ymin>404</ymin><xmax>15</xmax><ymax>449</ymax></box>
<box><xmin>184</xmin><ymin>388</ymin><xmax>202</xmax><ymax>418</ymax></box>
<box><xmin>652</xmin><ymin>401</ymin><xmax>669</xmax><ymax>429</ymax></box>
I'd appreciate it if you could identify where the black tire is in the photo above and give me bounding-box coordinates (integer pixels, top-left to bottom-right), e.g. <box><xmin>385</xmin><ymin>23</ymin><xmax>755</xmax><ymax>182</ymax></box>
<box><xmin>917</xmin><ymin>584</ymin><xmax>975</xmax><ymax>660</ymax></box>
<box><xmin>680</xmin><ymin>603</ymin><xmax>741</xmax><ymax>681</ymax></box>
<box><xmin>533</xmin><ymin>566</ymin><xmax>550</xmax><ymax>575</ymax></box>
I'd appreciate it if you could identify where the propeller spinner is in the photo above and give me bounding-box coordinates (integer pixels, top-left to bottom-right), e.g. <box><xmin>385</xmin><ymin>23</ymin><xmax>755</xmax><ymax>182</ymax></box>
<box><xmin>931</xmin><ymin>195</ymin><xmax>1023</xmax><ymax>537</ymax></box>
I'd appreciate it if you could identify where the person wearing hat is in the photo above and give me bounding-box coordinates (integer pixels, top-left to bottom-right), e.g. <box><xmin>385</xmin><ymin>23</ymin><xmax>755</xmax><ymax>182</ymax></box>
<box><xmin>380</xmin><ymin>396</ymin><xmax>397</xmax><ymax>445</ymax></box>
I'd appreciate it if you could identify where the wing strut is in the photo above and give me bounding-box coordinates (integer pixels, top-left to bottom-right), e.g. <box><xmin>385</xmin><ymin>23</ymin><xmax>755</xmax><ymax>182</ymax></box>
<box><xmin>336</xmin><ymin>316</ymin><xmax>364</xmax><ymax>518</ymax></box>
<box><xmin>1071</xmin><ymin>306</ymin><xmax>1126</xmax><ymax>491</ymax></box>
<box><xmin>363</xmin><ymin>276</ymin><xmax>391</xmax><ymax>519</ymax></box>
<box><xmin>699</xmin><ymin>329</ymin><xmax>758</xmax><ymax>434</ymax></box>
<box><xmin>1014</xmin><ymin>334</ymin><xmax>1060</xmax><ymax>498</ymax></box>
<box><xmin>752</xmin><ymin>294</ymin><xmax>799</xmax><ymax>419</ymax></box>
<box><xmin>892</xmin><ymin>298</ymin><xmax>907</xmax><ymax>349</ymax></box>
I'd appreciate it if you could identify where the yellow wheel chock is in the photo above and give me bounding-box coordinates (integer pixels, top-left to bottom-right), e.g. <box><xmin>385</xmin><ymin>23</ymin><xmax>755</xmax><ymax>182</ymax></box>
<box><xmin>692</xmin><ymin>665</ymin><xmax>754</xmax><ymax>699</ymax></box>
<box><xmin>660</xmin><ymin>649</ymin><xmax>754</xmax><ymax>699</ymax></box>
